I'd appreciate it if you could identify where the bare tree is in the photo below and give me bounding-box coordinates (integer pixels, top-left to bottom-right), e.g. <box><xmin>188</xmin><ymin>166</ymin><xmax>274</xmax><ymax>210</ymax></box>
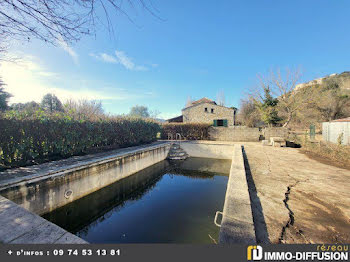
<box><xmin>238</xmin><ymin>98</ymin><xmax>261</xmax><ymax>127</ymax></box>
<box><xmin>64</xmin><ymin>99</ymin><xmax>104</xmax><ymax>120</ymax></box>
<box><xmin>0</xmin><ymin>0</ymin><xmax>158</xmax><ymax>57</ymax></box>
<box><xmin>149</xmin><ymin>109</ymin><xmax>161</xmax><ymax>119</ymax></box>
<box><xmin>216</xmin><ymin>90</ymin><xmax>225</xmax><ymax>106</ymax></box>
<box><xmin>11</xmin><ymin>101</ymin><xmax>40</xmax><ymax>112</ymax></box>
<box><xmin>254</xmin><ymin>68</ymin><xmax>311</xmax><ymax>128</ymax></box>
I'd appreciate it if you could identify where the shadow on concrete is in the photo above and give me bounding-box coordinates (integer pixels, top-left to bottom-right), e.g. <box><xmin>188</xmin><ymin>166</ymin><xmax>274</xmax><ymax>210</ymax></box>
<box><xmin>242</xmin><ymin>147</ymin><xmax>270</xmax><ymax>244</ymax></box>
<box><xmin>286</xmin><ymin>141</ymin><xmax>301</xmax><ymax>148</ymax></box>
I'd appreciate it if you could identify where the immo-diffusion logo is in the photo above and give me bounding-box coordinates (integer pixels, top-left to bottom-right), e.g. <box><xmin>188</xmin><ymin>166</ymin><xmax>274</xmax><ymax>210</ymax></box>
<box><xmin>247</xmin><ymin>245</ymin><xmax>349</xmax><ymax>261</ymax></box>
<box><xmin>247</xmin><ymin>245</ymin><xmax>263</xmax><ymax>261</ymax></box>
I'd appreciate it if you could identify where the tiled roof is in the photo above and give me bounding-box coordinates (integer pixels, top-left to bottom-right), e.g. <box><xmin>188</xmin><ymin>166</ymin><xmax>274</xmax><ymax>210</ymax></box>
<box><xmin>167</xmin><ymin>115</ymin><xmax>183</xmax><ymax>122</ymax></box>
<box><xmin>191</xmin><ymin>97</ymin><xmax>216</xmax><ymax>105</ymax></box>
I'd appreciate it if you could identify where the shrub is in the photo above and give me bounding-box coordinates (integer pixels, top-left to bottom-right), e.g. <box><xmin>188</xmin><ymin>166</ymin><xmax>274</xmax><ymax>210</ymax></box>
<box><xmin>0</xmin><ymin>117</ymin><xmax>160</xmax><ymax>168</ymax></box>
<box><xmin>161</xmin><ymin>123</ymin><xmax>211</xmax><ymax>140</ymax></box>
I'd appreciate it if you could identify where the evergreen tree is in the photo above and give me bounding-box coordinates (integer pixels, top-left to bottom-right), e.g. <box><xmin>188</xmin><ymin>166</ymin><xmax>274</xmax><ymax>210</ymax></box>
<box><xmin>0</xmin><ymin>78</ymin><xmax>11</xmax><ymax>111</ymax></box>
<box><xmin>41</xmin><ymin>94</ymin><xmax>64</xmax><ymax>113</ymax></box>
<box><xmin>256</xmin><ymin>87</ymin><xmax>280</xmax><ymax>126</ymax></box>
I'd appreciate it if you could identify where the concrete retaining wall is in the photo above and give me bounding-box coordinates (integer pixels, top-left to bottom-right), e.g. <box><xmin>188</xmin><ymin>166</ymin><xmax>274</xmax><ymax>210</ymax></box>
<box><xmin>322</xmin><ymin>121</ymin><xmax>350</xmax><ymax>145</ymax></box>
<box><xmin>180</xmin><ymin>141</ymin><xmax>236</xmax><ymax>160</ymax></box>
<box><xmin>210</xmin><ymin>126</ymin><xmax>288</xmax><ymax>142</ymax></box>
<box><xmin>219</xmin><ymin>144</ymin><xmax>256</xmax><ymax>244</ymax></box>
<box><xmin>179</xmin><ymin>157</ymin><xmax>232</xmax><ymax>175</ymax></box>
<box><xmin>0</xmin><ymin>143</ymin><xmax>171</xmax><ymax>215</ymax></box>
<box><xmin>42</xmin><ymin>161</ymin><xmax>170</xmax><ymax>232</ymax></box>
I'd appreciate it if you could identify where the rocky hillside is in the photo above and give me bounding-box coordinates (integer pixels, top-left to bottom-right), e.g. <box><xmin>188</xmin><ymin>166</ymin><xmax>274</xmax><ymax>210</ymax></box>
<box><xmin>295</xmin><ymin>71</ymin><xmax>350</xmax><ymax>90</ymax></box>
<box><xmin>288</xmin><ymin>71</ymin><xmax>350</xmax><ymax>129</ymax></box>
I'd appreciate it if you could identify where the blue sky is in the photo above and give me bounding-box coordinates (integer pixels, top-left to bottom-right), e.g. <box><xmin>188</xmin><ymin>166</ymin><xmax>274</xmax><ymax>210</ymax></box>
<box><xmin>1</xmin><ymin>0</ymin><xmax>350</xmax><ymax>119</ymax></box>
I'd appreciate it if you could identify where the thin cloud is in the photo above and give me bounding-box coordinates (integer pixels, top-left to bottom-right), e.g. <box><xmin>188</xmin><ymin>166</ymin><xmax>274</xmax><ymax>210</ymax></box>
<box><xmin>89</xmin><ymin>53</ymin><xmax>118</xmax><ymax>64</ymax></box>
<box><xmin>57</xmin><ymin>37</ymin><xmax>79</xmax><ymax>65</ymax></box>
<box><xmin>134</xmin><ymin>65</ymin><xmax>148</xmax><ymax>71</ymax></box>
<box><xmin>115</xmin><ymin>50</ymin><xmax>148</xmax><ymax>71</ymax></box>
<box><xmin>0</xmin><ymin>57</ymin><xmax>128</xmax><ymax>104</ymax></box>
<box><xmin>90</xmin><ymin>50</ymin><xmax>150</xmax><ymax>71</ymax></box>
<box><xmin>115</xmin><ymin>50</ymin><xmax>134</xmax><ymax>70</ymax></box>
<box><xmin>101</xmin><ymin>53</ymin><xmax>117</xmax><ymax>63</ymax></box>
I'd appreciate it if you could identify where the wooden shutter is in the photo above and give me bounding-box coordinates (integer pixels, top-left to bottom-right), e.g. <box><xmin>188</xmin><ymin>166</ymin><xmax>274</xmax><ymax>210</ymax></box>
<box><xmin>213</xmin><ymin>120</ymin><xmax>217</xmax><ymax>127</ymax></box>
<box><xmin>223</xmin><ymin>119</ymin><xmax>228</xmax><ymax>127</ymax></box>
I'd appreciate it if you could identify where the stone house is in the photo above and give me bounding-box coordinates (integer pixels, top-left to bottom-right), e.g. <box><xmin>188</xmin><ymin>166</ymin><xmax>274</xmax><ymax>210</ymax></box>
<box><xmin>167</xmin><ymin>97</ymin><xmax>236</xmax><ymax>126</ymax></box>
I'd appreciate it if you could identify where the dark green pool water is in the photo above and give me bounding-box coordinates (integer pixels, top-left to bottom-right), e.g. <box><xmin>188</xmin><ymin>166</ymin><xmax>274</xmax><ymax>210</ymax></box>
<box><xmin>43</xmin><ymin>157</ymin><xmax>230</xmax><ymax>243</ymax></box>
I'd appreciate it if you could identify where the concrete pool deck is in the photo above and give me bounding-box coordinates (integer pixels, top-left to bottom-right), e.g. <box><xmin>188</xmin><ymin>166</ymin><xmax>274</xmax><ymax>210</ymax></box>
<box><xmin>243</xmin><ymin>143</ymin><xmax>350</xmax><ymax>244</ymax></box>
<box><xmin>0</xmin><ymin>196</ymin><xmax>87</xmax><ymax>244</ymax></box>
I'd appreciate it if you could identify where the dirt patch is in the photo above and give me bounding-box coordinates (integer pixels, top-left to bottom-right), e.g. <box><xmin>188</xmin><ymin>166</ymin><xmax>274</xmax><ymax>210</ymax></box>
<box><xmin>300</xmin><ymin>149</ymin><xmax>350</xmax><ymax>171</ymax></box>
<box><xmin>286</xmin><ymin>190</ymin><xmax>350</xmax><ymax>243</ymax></box>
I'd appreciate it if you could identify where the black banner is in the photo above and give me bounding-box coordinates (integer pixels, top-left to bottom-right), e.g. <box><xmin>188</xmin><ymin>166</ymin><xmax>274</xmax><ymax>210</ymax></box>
<box><xmin>0</xmin><ymin>244</ymin><xmax>349</xmax><ymax>262</ymax></box>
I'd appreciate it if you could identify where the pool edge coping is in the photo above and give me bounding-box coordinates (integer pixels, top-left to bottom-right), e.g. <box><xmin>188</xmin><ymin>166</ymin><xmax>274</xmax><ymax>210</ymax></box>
<box><xmin>0</xmin><ymin>195</ymin><xmax>88</xmax><ymax>244</ymax></box>
<box><xmin>0</xmin><ymin>142</ymin><xmax>172</xmax><ymax>191</ymax></box>
<box><xmin>219</xmin><ymin>144</ymin><xmax>256</xmax><ymax>244</ymax></box>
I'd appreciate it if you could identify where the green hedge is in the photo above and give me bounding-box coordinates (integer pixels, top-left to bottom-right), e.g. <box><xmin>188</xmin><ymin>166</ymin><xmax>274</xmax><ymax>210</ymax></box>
<box><xmin>0</xmin><ymin>118</ymin><xmax>160</xmax><ymax>168</ymax></box>
<box><xmin>161</xmin><ymin>123</ymin><xmax>211</xmax><ymax>140</ymax></box>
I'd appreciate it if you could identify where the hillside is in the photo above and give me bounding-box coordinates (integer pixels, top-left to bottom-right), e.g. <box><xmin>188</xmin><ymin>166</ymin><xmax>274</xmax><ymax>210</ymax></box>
<box><xmin>288</xmin><ymin>71</ymin><xmax>350</xmax><ymax>129</ymax></box>
<box><xmin>295</xmin><ymin>71</ymin><xmax>350</xmax><ymax>90</ymax></box>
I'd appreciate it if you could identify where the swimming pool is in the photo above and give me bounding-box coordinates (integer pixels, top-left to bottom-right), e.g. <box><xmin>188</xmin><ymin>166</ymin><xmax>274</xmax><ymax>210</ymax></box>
<box><xmin>43</xmin><ymin>157</ymin><xmax>230</xmax><ymax>243</ymax></box>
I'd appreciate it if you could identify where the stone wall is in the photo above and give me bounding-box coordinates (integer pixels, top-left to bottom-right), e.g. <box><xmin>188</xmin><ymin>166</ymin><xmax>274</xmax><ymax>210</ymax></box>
<box><xmin>182</xmin><ymin>102</ymin><xmax>235</xmax><ymax>126</ymax></box>
<box><xmin>263</xmin><ymin>127</ymin><xmax>289</xmax><ymax>140</ymax></box>
<box><xmin>209</xmin><ymin>126</ymin><xmax>288</xmax><ymax>142</ymax></box>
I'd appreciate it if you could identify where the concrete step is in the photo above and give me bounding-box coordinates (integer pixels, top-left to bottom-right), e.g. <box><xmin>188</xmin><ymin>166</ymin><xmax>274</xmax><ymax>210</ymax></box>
<box><xmin>167</xmin><ymin>143</ymin><xmax>188</xmax><ymax>160</ymax></box>
<box><xmin>167</xmin><ymin>156</ymin><xmax>188</xmax><ymax>160</ymax></box>
<box><xmin>169</xmin><ymin>149</ymin><xmax>185</xmax><ymax>154</ymax></box>
<box><xmin>168</xmin><ymin>152</ymin><xmax>186</xmax><ymax>157</ymax></box>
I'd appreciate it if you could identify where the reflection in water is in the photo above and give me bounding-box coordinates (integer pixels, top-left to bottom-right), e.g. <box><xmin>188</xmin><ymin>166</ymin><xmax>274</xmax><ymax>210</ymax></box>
<box><xmin>43</xmin><ymin>157</ymin><xmax>230</xmax><ymax>243</ymax></box>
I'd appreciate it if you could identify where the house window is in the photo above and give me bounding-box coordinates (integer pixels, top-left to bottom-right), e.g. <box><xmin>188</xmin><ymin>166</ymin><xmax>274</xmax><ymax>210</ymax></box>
<box><xmin>214</xmin><ymin>119</ymin><xmax>228</xmax><ymax>127</ymax></box>
<box><xmin>211</xmin><ymin>108</ymin><xmax>214</xmax><ymax>113</ymax></box>
<box><xmin>217</xmin><ymin>119</ymin><xmax>224</xmax><ymax>126</ymax></box>
<box><xmin>204</xmin><ymin>107</ymin><xmax>208</xmax><ymax>112</ymax></box>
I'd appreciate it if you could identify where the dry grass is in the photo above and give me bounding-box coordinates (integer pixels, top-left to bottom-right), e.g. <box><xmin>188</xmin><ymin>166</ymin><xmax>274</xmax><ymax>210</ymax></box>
<box><xmin>287</xmin><ymin>132</ymin><xmax>350</xmax><ymax>169</ymax></box>
<box><xmin>300</xmin><ymin>139</ymin><xmax>350</xmax><ymax>169</ymax></box>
